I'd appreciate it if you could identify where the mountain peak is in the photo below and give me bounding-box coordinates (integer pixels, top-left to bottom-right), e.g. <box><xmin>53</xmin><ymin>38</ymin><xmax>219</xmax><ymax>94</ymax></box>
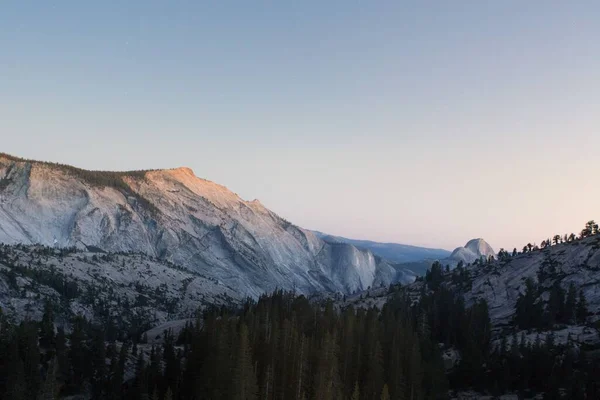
<box><xmin>465</xmin><ymin>238</ymin><xmax>494</xmax><ymax>255</ymax></box>
<box><xmin>167</xmin><ymin>166</ymin><xmax>195</xmax><ymax>177</ymax></box>
<box><xmin>449</xmin><ymin>238</ymin><xmax>495</xmax><ymax>264</ymax></box>
<box><xmin>173</xmin><ymin>166</ymin><xmax>194</xmax><ymax>174</ymax></box>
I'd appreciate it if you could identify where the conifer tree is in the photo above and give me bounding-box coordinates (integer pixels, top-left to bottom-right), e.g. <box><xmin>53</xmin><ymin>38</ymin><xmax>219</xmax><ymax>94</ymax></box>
<box><xmin>408</xmin><ymin>343</ymin><xmax>423</xmax><ymax>400</ymax></box>
<box><xmin>39</xmin><ymin>301</ymin><xmax>55</xmax><ymax>349</ymax></box>
<box><xmin>380</xmin><ymin>384</ymin><xmax>390</xmax><ymax>400</ymax></box>
<box><xmin>21</xmin><ymin>322</ymin><xmax>42</xmax><ymax>399</ymax></box>
<box><xmin>365</xmin><ymin>340</ymin><xmax>384</xmax><ymax>400</ymax></box>
<box><xmin>231</xmin><ymin>323</ymin><xmax>258</xmax><ymax>400</ymax></box>
<box><xmin>565</xmin><ymin>283</ymin><xmax>577</xmax><ymax>323</ymax></box>
<box><xmin>576</xmin><ymin>290</ymin><xmax>588</xmax><ymax>324</ymax></box>
<box><xmin>54</xmin><ymin>327</ymin><xmax>69</xmax><ymax>385</ymax></box>
<box><xmin>90</xmin><ymin>329</ymin><xmax>107</xmax><ymax>399</ymax></box>
<box><xmin>135</xmin><ymin>354</ymin><xmax>149</xmax><ymax>400</ymax></box>
<box><xmin>38</xmin><ymin>357</ymin><xmax>58</xmax><ymax>400</ymax></box>
<box><xmin>69</xmin><ymin>316</ymin><xmax>87</xmax><ymax>390</ymax></box>
<box><xmin>351</xmin><ymin>382</ymin><xmax>360</xmax><ymax>400</ymax></box>
<box><xmin>6</xmin><ymin>336</ymin><xmax>26</xmax><ymax>400</ymax></box>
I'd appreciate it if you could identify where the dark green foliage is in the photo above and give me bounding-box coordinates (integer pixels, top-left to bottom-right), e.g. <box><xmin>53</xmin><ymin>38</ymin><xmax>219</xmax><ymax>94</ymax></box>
<box><xmin>124</xmin><ymin>291</ymin><xmax>449</xmax><ymax>400</ymax></box>
<box><xmin>576</xmin><ymin>290</ymin><xmax>589</xmax><ymax>324</ymax></box>
<box><xmin>514</xmin><ymin>278</ymin><xmax>590</xmax><ymax>330</ymax></box>
<box><xmin>39</xmin><ymin>300</ymin><xmax>56</xmax><ymax>349</ymax></box>
<box><xmin>425</xmin><ymin>261</ymin><xmax>445</xmax><ymax>291</ymax></box>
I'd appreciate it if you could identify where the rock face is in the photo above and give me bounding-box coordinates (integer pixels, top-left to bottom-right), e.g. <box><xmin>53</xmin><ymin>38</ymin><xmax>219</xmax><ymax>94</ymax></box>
<box><xmin>0</xmin><ymin>244</ymin><xmax>241</xmax><ymax>326</ymax></box>
<box><xmin>463</xmin><ymin>237</ymin><xmax>600</xmax><ymax>327</ymax></box>
<box><xmin>312</xmin><ymin>231</ymin><xmax>451</xmax><ymax>263</ymax></box>
<box><xmin>449</xmin><ymin>238</ymin><xmax>496</xmax><ymax>265</ymax></box>
<box><xmin>0</xmin><ymin>154</ymin><xmax>406</xmax><ymax>296</ymax></box>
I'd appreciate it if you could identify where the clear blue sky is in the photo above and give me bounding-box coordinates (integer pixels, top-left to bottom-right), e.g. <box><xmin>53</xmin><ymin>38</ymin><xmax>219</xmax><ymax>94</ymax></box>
<box><xmin>1</xmin><ymin>1</ymin><xmax>599</xmax><ymax>251</ymax></box>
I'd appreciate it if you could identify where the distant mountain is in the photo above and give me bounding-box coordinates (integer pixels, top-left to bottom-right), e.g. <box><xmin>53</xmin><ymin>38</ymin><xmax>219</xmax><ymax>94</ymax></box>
<box><xmin>311</xmin><ymin>231</ymin><xmax>451</xmax><ymax>263</ymax></box>
<box><xmin>0</xmin><ymin>153</ymin><xmax>410</xmax><ymax>297</ymax></box>
<box><xmin>448</xmin><ymin>238</ymin><xmax>496</xmax><ymax>265</ymax></box>
<box><xmin>396</xmin><ymin>238</ymin><xmax>496</xmax><ymax>276</ymax></box>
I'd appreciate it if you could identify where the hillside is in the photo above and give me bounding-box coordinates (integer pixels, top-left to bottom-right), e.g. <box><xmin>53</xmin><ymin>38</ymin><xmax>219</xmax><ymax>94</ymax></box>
<box><xmin>0</xmin><ymin>153</ymin><xmax>410</xmax><ymax>296</ymax></box>
<box><xmin>312</xmin><ymin>230</ymin><xmax>600</xmax><ymax>398</ymax></box>
<box><xmin>331</xmin><ymin>233</ymin><xmax>600</xmax><ymax>348</ymax></box>
<box><xmin>0</xmin><ymin>244</ymin><xmax>240</xmax><ymax>332</ymax></box>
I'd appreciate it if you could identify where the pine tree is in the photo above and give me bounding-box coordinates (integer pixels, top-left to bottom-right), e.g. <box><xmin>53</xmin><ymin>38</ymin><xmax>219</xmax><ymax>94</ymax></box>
<box><xmin>38</xmin><ymin>357</ymin><xmax>58</xmax><ymax>400</ymax></box>
<box><xmin>69</xmin><ymin>316</ymin><xmax>87</xmax><ymax>390</ymax></box>
<box><xmin>231</xmin><ymin>323</ymin><xmax>258</xmax><ymax>400</ymax></box>
<box><xmin>351</xmin><ymin>382</ymin><xmax>360</xmax><ymax>400</ymax></box>
<box><xmin>6</xmin><ymin>336</ymin><xmax>26</xmax><ymax>400</ymax></box>
<box><xmin>39</xmin><ymin>301</ymin><xmax>56</xmax><ymax>349</ymax></box>
<box><xmin>408</xmin><ymin>343</ymin><xmax>423</xmax><ymax>400</ymax></box>
<box><xmin>135</xmin><ymin>354</ymin><xmax>149</xmax><ymax>400</ymax></box>
<box><xmin>55</xmin><ymin>327</ymin><xmax>69</xmax><ymax>383</ymax></box>
<box><xmin>21</xmin><ymin>322</ymin><xmax>42</xmax><ymax>399</ymax></box>
<box><xmin>565</xmin><ymin>283</ymin><xmax>577</xmax><ymax>323</ymax></box>
<box><xmin>576</xmin><ymin>290</ymin><xmax>588</xmax><ymax>324</ymax></box>
<box><xmin>90</xmin><ymin>329</ymin><xmax>107</xmax><ymax>399</ymax></box>
<box><xmin>380</xmin><ymin>384</ymin><xmax>391</xmax><ymax>400</ymax></box>
<box><xmin>365</xmin><ymin>340</ymin><xmax>384</xmax><ymax>400</ymax></box>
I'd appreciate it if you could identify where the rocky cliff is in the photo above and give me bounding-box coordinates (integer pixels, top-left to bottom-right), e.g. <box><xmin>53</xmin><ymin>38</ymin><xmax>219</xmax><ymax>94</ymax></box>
<box><xmin>0</xmin><ymin>153</ymin><xmax>408</xmax><ymax>296</ymax></box>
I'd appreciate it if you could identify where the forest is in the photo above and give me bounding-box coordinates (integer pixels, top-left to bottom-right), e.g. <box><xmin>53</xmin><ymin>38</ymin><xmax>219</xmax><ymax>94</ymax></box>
<box><xmin>2</xmin><ymin>281</ymin><xmax>598</xmax><ymax>399</ymax></box>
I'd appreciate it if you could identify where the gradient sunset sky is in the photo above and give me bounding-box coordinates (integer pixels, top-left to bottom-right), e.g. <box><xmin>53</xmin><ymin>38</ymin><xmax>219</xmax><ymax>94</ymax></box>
<box><xmin>1</xmin><ymin>1</ymin><xmax>598</xmax><ymax>251</ymax></box>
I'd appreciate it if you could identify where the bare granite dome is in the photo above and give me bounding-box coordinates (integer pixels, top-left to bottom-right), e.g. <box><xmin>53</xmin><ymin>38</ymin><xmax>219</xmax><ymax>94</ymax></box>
<box><xmin>449</xmin><ymin>238</ymin><xmax>495</xmax><ymax>264</ymax></box>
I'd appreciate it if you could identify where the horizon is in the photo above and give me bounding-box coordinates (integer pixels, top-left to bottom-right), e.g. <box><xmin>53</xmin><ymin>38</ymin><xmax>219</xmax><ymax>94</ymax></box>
<box><xmin>2</xmin><ymin>2</ymin><xmax>599</xmax><ymax>252</ymax></box>
<box><xmin>1</xmin><ymin>150</ymin><xmax>595</xmax><ymax>254</ymax></box>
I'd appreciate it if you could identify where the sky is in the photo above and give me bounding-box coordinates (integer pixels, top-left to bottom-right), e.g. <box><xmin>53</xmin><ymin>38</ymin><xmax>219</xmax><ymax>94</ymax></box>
<box><xmin>1</xmin><ymin>1</ymin><xmax>599</xmax><ymax>252</ymax></box>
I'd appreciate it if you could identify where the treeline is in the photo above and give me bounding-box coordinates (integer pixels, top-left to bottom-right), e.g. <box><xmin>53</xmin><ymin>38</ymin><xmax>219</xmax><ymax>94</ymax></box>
<box><xmin>497</xmin><ymin>220</ymin><xmax>600</xmax><ymax>259</ymax></box>
<box><xmin>0</xmin><ymin>152</ymin><xmax>152</xmax><ymax>186</ymax></box>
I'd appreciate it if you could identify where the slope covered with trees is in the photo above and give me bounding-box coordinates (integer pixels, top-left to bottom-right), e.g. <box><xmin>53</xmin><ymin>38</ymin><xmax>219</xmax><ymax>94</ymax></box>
<box><xmin>0</xmin><ymin>290</ymin><xmax>451</xmax><ymax>399</ymax></box>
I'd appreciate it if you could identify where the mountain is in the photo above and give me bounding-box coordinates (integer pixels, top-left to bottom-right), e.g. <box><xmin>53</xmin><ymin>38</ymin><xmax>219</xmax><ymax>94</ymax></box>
<box><xmin>0</xmin><ymin>153</ymin><xmax>408</xmax><ymax>297</ymax></box>
<box><xmin>397</xmin><ymin>238</ymin><xmax>496</xmax><ymax>275</ymax></box>
<box><xmin>329</xmin><ymin>234</ymin><xmax>600</xmax><ymax>347</ymax></box>
<box><xmin>311</xmin><ymin>231</ymin><xmax>451</xmax><ymax>263</ymax></box>
<box><xmin>447</xmin><ymin>238</ymin><xmax>496</xmax><ymax>265</ymax></box>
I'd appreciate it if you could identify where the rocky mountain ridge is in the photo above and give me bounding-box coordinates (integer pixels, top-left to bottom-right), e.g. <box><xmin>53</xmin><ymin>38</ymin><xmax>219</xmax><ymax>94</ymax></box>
<box><xmin>0</xmin><ymin>153</ymin><xmax>411</xmax><ymax>297</ymax></box>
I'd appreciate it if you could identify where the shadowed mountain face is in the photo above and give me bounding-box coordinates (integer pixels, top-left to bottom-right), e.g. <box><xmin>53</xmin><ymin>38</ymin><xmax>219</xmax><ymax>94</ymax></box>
<box><xmin>311</xmin><ymin>231</ymin><xmax>451</xmax><ymax>263</ymax></box>
<box><xmin>0</xmin><ymin>154</ymin><xmax>411</xmax><ymax>296</ymax></box>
